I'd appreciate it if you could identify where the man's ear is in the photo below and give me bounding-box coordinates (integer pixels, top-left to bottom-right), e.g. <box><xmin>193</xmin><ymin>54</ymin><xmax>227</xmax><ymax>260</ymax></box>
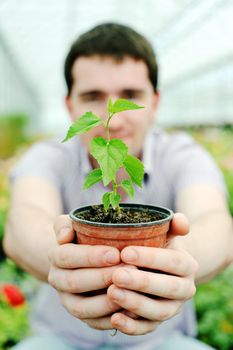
<box><xmin>150</xmin><ymin>91</ymin><xmax>160</xmax><ymax>123</ymax></box>
<box><xmin>65</xmin><ymin>96</ymin><xmax>76</xmax><ymax>122</ymax></box>
<box><xmin>153</xmin><ymin>91</ymin><xmax>160</xmax><ymax>109</ymax></box>
<box><xmin>65</xmin><ymin>95</ymin><xmax>72</xmax><ymax>113</ymax></box>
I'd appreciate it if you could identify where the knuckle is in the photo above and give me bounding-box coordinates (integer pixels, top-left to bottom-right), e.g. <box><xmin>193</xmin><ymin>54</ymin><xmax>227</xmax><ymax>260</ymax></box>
<box><xmin>127</xmin><ymin>301</ymin><xmax>140</xmax><ymax>314</ymax></box>
<box><xmin>168</xmin><ymin>279</ymin><xmax>181</xmax><ymax>298</ymax></box>
<box><xmin>58</xmin><ymin>247</ymin><xmax>69</xmax><ymax>266</ymax></box>
<box><xmin>83</xmin><ymin>319</ymin><xmax>99</xmax><ymax>330</ymax></box>
<box><xmin>102</xmin><ymin>269</ymin><xmax>113</xmax><ymax>288</ymax></box>
<box><xmin>71</xmin><ymin>302</ymin><xmax>85</xmax><ymax>319</ymax></box>
<box><xmin>66</xmin><ymin>274</ymin><xmax>80</xmax><ymax>293</ymax></box>
<box><xmin>171</xmin><ymin>253</ymin><xmax>183</xmax><ymax>271</ymax></box>
<box><xmin>86</xmin><ymin>248</ymin><xmax>97</xmax><ymax>267</ymax></box>
<box><xmin>126</xmin><ymin>322</ymin><xmax>138</xmax><ymax>335</ymax></box>
<box><xmin>192</xmin><ymin>260</ymin><xmax>199</xmax><ymax>275</ymax></box>
<box><xmin>158</xmin><ymin>308</ymin><xmax>172</xmax><ymax>321</ymax></box>
<box><xmin>139</xmin><ymin>273</ymin><xmax>150</xmax><ymax>291</ymax></box>
<box><xmin>106</xmin><ymin>296</ymin><xmax>119</xmax><ymax>312</ymax></box>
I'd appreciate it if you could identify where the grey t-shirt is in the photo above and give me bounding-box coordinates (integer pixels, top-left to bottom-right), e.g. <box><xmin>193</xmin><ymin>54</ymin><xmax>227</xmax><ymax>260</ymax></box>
<box><xmin>11</xmin><ymin>128</ymin><xmax>226</xmax><ymax>349</ymax></box>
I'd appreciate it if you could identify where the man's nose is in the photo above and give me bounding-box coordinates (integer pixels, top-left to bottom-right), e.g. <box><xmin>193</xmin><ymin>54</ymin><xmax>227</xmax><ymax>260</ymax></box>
<box><xmin>108</xmin><ymin>112</ymin><xmax>125</xmax><ymax>131</ymax></box>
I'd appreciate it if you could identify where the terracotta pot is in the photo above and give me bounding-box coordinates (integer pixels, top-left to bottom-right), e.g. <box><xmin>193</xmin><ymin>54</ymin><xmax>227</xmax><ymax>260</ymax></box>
<box><xmin>70</xmin><ymin>203</ymin><xmax>173</xmax><ymax>250</ymax></box>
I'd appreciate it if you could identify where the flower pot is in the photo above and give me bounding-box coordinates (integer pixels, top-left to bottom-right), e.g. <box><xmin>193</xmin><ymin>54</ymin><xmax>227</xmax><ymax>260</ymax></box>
<box><xmin>70</xmin><ymin>203</ymin><xmax>173</xmax><ymax>250</ymax></box>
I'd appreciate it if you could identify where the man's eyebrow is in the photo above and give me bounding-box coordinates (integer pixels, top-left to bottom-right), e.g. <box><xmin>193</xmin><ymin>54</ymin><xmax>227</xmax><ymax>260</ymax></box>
<box><xmin>121</xmin><ymin>89</ymin><xmax>145</xmax><ymax>95</ymax></box>
<box><xmin>79</xmin><ymin>90</ymin><xmax>104</xmax><ymax>97</ymax></box>
<box><xmin>78</xmin><ymin>88</ymin><xmax>145</xmax><ymax>98</ymax></box>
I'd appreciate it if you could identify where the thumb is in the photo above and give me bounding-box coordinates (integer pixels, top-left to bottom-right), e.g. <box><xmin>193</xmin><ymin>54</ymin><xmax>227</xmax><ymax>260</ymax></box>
<box><xmin>53</xmin><ymin>214</ymin><xmax>75</xmax><ymax>244</ymax></box>
<box><xmin>167</xmin><ymin>212</ymin><xmax>189</xmax><ymax>241</ymax></box>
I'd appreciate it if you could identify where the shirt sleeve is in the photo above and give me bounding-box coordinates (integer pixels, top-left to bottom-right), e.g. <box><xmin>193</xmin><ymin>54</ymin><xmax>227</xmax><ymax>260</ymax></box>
<box><xmin>10</xmin><ymin>139</ymin><xmax>67</xmax><ymax>192</ymax></box>
<box><xmin>163</xmin><ymin>132</ymin><xmax>227</xmax><ymax>198</ymax></box>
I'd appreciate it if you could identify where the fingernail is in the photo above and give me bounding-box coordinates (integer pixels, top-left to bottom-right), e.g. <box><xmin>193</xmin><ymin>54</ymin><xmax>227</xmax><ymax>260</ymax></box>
<box><xmin>117</xmin><ymin>269</ymin><xmax>131</xmax><ymax>285</ymax></box>
<box><xmin>123</xmin><ymin>248</ymin><xmax>138</xmax><ymax>262</ymax></box>
<box><xmin>114</xmin><ymin>317</ymin><xmax>126</xmax><ymax>327</ymax></box>
<box><xmin>104</xmin><ymin>251</ymin><xmax>118</xmax><ymax>264</ymax></box>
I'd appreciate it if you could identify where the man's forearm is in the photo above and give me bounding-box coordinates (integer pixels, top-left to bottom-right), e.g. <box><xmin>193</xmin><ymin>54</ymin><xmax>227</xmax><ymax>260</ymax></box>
<box><xmin>179</xmin><ymin>210</ymin><xmax>233</xmax><ymax>284</ymax></box>
<box><xmin>3</xmin><ymin>204</ymin><xmax>57</xmax><ymax>282</ymax></box>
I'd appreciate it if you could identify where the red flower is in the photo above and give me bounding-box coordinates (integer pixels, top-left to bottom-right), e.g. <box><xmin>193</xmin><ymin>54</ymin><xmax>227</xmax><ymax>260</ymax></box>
<box><xmin>1</xmin><ymin>284</ymin><xmax>25</xmax><ymax>307</ymax></box>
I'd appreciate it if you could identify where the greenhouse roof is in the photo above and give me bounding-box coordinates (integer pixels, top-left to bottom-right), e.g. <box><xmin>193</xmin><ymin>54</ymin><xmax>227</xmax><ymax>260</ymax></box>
<box><xmin>0</xmin><ymin>0</ymin><xmax>232</xmax><ymax>130</ymax></box>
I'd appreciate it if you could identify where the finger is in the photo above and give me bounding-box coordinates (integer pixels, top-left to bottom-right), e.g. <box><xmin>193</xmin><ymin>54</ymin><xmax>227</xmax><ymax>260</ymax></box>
<box><xmin>167</xmin><ymin>213</ymin><xmax>189</xmax><ymax>240</ymax></box>
<box><xmin>48</xmin><ymin>263</ymin><xmax>126</xmax><ymax>293</ymax></box>
<box><xmin>59</xmin><ymin>292</ymin><xmax>120</xmax><ymax>319</ymax></box>
<box><xmin>54</xmin><ymin>215</ymin><xmax>75</xmax><ymax>244</ymax></box>
<box><xmin>82</xmin><ymin>316</ymin><xmax>113</xmax><ymax>330</ymax></box>
<box><xmin>112</xmin><ymin>267</ymin><xmax>196</xmax><ymax>300</ymax></box>
<box><xmin>49</xmin><ymin>244</ymin><xmax>120</xmax><ymax>269</ymax></box>
<box><xmin>111</xmin><ymin>312</ymin><xmax>159</xmax><ymax>335</ymax></box>
<box><xmin>108</xmin><ymin>285</ymin><xmax>182</xmax><ymax>321</ymax></box>
<box><xmin>121</xmin><ymin>246</ymin><xmax>198</xmax><ymax>277</ymax></box>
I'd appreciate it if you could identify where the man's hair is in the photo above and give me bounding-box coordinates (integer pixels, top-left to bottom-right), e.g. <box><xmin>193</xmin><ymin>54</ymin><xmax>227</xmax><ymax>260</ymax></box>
<box><xmin>64</xmin><ymin>22</ymin><xmax>158</xmax><ymax>95</ymax></box>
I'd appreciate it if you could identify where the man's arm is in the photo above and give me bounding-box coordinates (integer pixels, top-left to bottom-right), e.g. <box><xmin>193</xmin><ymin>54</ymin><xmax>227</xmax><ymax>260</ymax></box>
<box><xmin>3</xmin><ymin>176</ymin><xmax>63</xmax><ymax>281</ymax></box>
<box><xmin>175</xmin><ymin>184</ymin><xmax>233</xmax><ymax>284</ymax></box>
<box><xmin>3</xmin><ymin>176</ymin><xmax>124</xmax><ymax>327</ymax></box>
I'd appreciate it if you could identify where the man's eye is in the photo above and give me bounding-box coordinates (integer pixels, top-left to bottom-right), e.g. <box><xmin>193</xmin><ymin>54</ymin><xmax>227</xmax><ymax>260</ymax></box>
<box><xmin>82</xmin><ymin>93</ymin><xmax>103</xmax><ymax>102</ymax></box>
<box><xmin>121</xmin><ymin>92</ymin><xmax>141</xmax><ymax>100</ymax></box>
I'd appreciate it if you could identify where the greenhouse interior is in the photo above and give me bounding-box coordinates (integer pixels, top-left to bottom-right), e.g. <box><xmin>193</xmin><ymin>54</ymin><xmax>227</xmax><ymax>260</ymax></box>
<box><xmin>0</xmin><ymin>0</ymin><xmax>233</xmax><ymax>349</ymax></box>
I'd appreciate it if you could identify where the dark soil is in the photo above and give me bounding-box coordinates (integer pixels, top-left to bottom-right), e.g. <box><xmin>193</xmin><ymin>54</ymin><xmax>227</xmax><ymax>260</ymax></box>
<box><xmin>76</xmin><ymin>205</ymin><xmax>163</xmax><ymax>224</ymax></box>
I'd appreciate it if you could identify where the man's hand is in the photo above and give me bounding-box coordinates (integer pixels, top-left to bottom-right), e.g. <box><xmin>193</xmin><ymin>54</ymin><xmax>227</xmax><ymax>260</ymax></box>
<box><xmin>48</xmin><ymin>215</ymin><xmax>125</xmax><ymax>329</ymax></box>
<box><xmin>48</xmin><ymin>213</ymin><xmax>198</xmax><ymax>335</ymax></box>
<box><xmin>107</xmin><ymin>213</ymin><xmax>199</xmax><ymax>335</ymax></box>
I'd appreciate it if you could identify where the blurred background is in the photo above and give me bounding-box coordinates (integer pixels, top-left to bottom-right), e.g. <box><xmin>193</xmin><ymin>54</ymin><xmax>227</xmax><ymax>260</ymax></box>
<box><xmin>0</xmin><ymin>1</ymin><xmax>233</xmax><ymax>349</ymax></box>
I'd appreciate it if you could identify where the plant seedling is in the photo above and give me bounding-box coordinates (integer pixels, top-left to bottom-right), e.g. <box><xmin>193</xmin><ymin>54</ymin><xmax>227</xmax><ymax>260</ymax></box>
<box><xmin>63</xmin><ymin>98</ymin><xmax>144</xmax><ymax>211</ymax></box>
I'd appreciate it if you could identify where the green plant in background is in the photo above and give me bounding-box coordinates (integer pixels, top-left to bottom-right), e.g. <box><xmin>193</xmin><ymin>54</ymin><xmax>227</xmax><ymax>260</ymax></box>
<box><xmin>0</xmin><ymin>281</ymin><xmax>29</xmax><ymax>350</ymax></box>
<box><xmin>0</xmin><ymin>259</ymin><xmax>38</xmax><ymax>349</ymax></box>
<box><xmin>0</xmin><ymin>173</ymin><xmax>10</xmax><ymax>261</ymax></box>
<box><xmin>222</xmin><ymin>169</ymin><xmax>233</xmax><ymax>216</ymax></box>
<box><xmin>185</xmin><ymin>126</ymin><xmax>233</xmax><ymax>350</ymax></box>
<box><xmin>195</xmin><ymin>267</ymin><xmax>233</xmax><ymax>350</ymax></box>
<box><xmin>63</xmin><ymin>98</ymin><xmax>144</xmax><ymax>210</ymax></box>
<box><xmin>194</xmin><ymin>165</ymin><xmax>233</xmax><ymax>350</ymax></box>
<box><xmin>0</xmin><ymin>114</ymin><xmax>30</xmax><ymax>159</ymax></box>
<box><xmin>189</xmin><ymin>126</ymin><xmax>233</xmax><ymax>216</ymax></box>
<box><xmin>0</xmin><ymin>114</ymin><xmax>40</xmax><ymax>348</ymax></box>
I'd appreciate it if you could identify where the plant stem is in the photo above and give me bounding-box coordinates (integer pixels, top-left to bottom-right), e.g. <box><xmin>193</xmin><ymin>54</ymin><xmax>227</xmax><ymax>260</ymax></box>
<box><xmin>105</xmin><ymin>112</ymin><xmax>114</xmax><ymax>142</ymax></box>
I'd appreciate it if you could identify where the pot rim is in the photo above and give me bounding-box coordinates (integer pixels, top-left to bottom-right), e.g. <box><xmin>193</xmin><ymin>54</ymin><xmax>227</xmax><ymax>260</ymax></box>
<box><xmin>70</xmin><ymin>203</ymin><xmax>173</xmax><ymax>227</ymax></box>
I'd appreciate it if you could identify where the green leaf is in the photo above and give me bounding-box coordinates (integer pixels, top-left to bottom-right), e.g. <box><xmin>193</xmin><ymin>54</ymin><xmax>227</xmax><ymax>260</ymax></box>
<box><xmin>102</xmin><ymin>192</ymin><xmax>111</xmax><ymax>210</ymax></box>
<box><xmin>62</xmin><ymin>112</ymin><xmax>102</xmax><ymax>142</ymax></box>
<box><xmin>121</xmin><ymin>179</ymin><xmax>134</xmax><ymax>198</ymax></box>
<box><xmin>123</xmin><ymin>154</ymin><xmax>144</xmax><ymax>187</ymax></box>
<box><xmin>108</xmin><ymin>98</ymin><xmax>144</xmax><ymax>114</ymax></box>
<box><xmin>107</xmin><ymin>97</ymin><xmax>113</xmax><ymax>113</ymax></box>
<box><xmin>110</xmin><ymin>192</ymin><xmax>121</xmax><ymax>209</ymax></box>
<box><xmin>90</xmin><ymin>137</ymin><xmax>128</xmax><ymax>185</ymax></box>
<box><xmin>83</xmin><ymin>168</ymin><xmax>102</xmax><ymax>190</ymax></box>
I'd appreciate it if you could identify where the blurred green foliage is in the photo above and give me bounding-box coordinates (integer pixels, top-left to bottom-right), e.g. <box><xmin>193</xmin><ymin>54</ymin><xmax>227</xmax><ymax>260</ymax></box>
<box><xmin>0</xmin><ymin>296</ymin><xmax>29</xmax><ymax>350</ymax></box>
<box><xmin>0</xmin><ymin>114</ymin><xmax>31</xmax><ymax>159</ymax></box>
<box><xmin>188</xmin><ymin>126</ymin><xmax>233</xmax><ymax>216</ymax></box>
<box><xmin>187</xmin><ymin>126</ymin><xmax>233</xmax><ymax>350</ymax></box>
<box><xmin>0</xmin><ymin>176</ymin><xmax>9</xmax><ymax>243</ymax></box>
<box><xmin>195</xmin><ymin>267</ymin><xmax>233</xmax><ymax>350</ymax></box>
<box><xmin>0</xmin><ymin>259</ymin><xmax>34</xmax><ymax>350</ymax></box>
<box><xmin>223</xmin><ymin>169</ymin><xmax>233</xmax><ymax>216</ymax></box>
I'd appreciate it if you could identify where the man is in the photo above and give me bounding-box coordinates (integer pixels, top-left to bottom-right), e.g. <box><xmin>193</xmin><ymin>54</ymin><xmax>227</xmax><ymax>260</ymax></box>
<box><xmin>4</xmin><ymin>23</ymin><xmax>233</xmax><ymax>350</ymax></box>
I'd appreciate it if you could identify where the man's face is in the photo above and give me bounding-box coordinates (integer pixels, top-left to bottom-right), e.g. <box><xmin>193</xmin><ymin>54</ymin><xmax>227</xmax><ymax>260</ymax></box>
<box><xmin>66</xmin><ymin>55</ymin><xmax>159</xmax><ymax>158</ymax></box>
